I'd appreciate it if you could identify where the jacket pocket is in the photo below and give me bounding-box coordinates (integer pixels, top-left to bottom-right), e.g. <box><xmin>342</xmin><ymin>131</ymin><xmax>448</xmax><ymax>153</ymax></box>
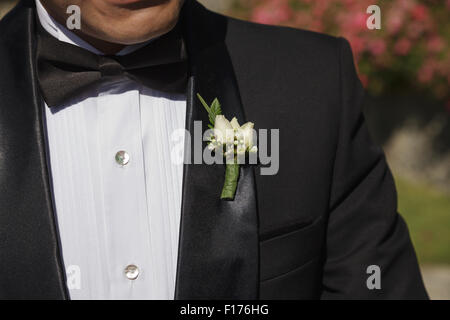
<box><xmin>259</xmin><ymin>215</ymin><xmax>325</xmax><ymax>281</ymax></box>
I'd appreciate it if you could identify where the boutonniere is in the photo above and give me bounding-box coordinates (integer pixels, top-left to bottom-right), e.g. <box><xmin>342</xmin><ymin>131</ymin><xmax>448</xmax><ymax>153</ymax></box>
<box><xmin>197</xmin><ymin>94</ymin><xmax>258</xmax><ymax>200</ymax></box>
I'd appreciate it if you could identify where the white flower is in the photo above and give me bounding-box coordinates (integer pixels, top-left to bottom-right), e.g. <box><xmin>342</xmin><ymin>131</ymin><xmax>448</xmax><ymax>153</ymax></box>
<box><xmin>213</xmin><ymin>115</ymin><xmax>256</xmax><ymax>154</ymax></box>
<box><xmin>230</xmin><ymin>117</ymin><xmax>240</xmax><ymax>129</ymax></box>
<box><xmin>236</xmin><ymin>145</ymin><xmax>246</xmax><ymax>155</ymax></box>
<box><xmin>214</xmin><ymin>115</ymin><xmax>235</xmax><ymax>144</ymax></box>
<box><xmin>237</xmin><ymin>121</ymin><xmax>255</xmax><ymax>149</ymax></box>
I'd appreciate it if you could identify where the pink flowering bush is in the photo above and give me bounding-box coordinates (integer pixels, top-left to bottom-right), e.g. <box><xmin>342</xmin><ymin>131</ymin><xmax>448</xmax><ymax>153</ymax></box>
<box><xmin>231</xmin><ymin>0</ymin><xmax>449</xmax><ymax>106</ymax></box>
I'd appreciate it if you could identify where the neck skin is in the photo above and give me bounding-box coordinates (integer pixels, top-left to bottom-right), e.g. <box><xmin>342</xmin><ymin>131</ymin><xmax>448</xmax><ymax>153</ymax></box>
<box><xmin>40</xmin><ymin>2</ymin><xmax>125</xmax><ymax>55</ymax></box>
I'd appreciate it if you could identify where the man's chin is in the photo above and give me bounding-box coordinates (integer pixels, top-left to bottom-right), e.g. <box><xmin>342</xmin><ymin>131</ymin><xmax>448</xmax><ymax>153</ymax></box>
<box><xmin>82</xmin><ymin>0</ymin><xmax>182</xmax><ymax>45</ymax></box>
<box><xmin>104</xmin><ymin>0</ymin><xmax>173</xmax><ymax>10</ymax></box>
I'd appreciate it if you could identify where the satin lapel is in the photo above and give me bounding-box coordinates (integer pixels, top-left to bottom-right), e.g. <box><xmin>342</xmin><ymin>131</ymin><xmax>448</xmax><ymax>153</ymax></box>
<box><xmin>174</xmin><ymin>1</ymin><xmax>259</xmax><ymax>299</ymax></box>
<box><xmin>0</xmin><ymin>0</ymin><xmax>67</xmax><ymax>299</ymax></box>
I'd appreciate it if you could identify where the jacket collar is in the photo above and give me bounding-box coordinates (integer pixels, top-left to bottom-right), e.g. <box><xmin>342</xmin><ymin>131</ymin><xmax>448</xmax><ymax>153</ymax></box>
<box><xmin>174</xmin><ymin>0</ymin><xmax>259</xmax><ymax>299</ymax></box>
<box><xmin>0</xmin><ymin>0</ymin><xmax>68</xmax><ymax>299</ymax></box>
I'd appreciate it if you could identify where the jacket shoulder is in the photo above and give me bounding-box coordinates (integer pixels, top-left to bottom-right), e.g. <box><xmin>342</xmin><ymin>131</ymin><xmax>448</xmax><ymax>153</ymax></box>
<box><xmin>225</xmin><ymin>15</ymin><xmax>342</xmax><ymax>60</ymax></box>
<box><xmin>0</xmin><ymin>0</ymin><xmax>32</xmax><ymax>42</ymax></box>
<box><xmin>223</xmin><ymin>15</ymin><xmax>346</xmax><ymax>98</ymax></box>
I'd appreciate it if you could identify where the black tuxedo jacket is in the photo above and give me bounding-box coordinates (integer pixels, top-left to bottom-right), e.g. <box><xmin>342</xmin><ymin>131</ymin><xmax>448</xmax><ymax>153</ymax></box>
<box><xmin>0</xmin><ymin>0</ymin><xmax>428</xmax><ymax>299</ymax></box>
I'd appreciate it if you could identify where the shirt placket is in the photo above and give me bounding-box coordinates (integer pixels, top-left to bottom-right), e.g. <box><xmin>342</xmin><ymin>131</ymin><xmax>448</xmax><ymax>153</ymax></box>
<box><xmin>97</xmin><ymin>83</ymin><xmax>153</xmax><ymax>299</ymax></box>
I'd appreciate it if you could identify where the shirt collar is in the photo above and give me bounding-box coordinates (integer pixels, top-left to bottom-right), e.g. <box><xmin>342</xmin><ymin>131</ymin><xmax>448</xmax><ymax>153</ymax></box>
<box><xmin>35</xmin><ymin>0</ymin><xmax>151</xmax><ymax>56</ymax></box>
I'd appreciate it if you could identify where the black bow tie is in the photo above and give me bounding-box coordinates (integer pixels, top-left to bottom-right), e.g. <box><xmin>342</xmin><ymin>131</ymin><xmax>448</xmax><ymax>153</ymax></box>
<box><xmin>36</xmin><ymin>22</ymin><xmax>188</xmax><ymax>108</ymax></box>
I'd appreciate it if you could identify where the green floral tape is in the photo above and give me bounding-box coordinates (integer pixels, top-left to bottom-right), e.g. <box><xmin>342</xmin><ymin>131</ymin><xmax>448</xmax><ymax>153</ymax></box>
<box><xmin>220</xmin><ymin>163</ymin><xmax>240</xmax><ymax>200</ymax></box>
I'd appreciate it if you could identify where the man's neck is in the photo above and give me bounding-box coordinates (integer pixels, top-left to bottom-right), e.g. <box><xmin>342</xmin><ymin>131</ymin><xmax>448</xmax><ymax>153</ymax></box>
<box><xmin>68</xmin><ymin>31</ymin><xmax>126</xmax><ymax>55</ymax></box>
<box><xmin>39</xmin><ymin>1</ymin><xmax>125</xmax><ymax>55</ymax></box>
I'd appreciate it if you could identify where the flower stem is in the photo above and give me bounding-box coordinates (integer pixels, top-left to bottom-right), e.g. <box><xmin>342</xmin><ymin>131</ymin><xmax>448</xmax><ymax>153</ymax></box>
<box><xmin>221</xmin><ymin>163</ymin><xmax>240</xmax><ymax>200</ymax></box>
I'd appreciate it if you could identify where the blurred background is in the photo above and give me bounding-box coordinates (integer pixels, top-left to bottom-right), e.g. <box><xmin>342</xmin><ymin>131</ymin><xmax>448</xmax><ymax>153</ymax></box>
<box><xmin>1</xmin><ymin>0</ymin><xmax>449</xmax><ymax>299</ymax></box>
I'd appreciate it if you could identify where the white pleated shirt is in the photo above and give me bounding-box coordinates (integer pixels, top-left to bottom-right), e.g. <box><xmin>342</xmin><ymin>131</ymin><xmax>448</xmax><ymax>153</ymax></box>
<box><xmin>37</xmin><ymin>0</ymin><xmax>186</xmax><ymax>300</ymax></box>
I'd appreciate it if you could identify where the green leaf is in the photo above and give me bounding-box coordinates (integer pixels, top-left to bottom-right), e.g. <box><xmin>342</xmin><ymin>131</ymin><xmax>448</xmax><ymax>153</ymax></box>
<box><xmin>211</xmin><ymin>98</ymin><xmax>221</xmax><ymax>114</ymax></box>
<box><xmin>197</xmin><ymin>93</ymin><xmax>222</xmax><ymax>127</ymax></box>
<box><xmin>208</xmin><ymin>98</ymin><xmax>222</xmax><ymax>126</ymax></box>
<box><xmin>197</xmin><ymin>93</ymin><xmax>211</xmax><ymax>113</ymax></box>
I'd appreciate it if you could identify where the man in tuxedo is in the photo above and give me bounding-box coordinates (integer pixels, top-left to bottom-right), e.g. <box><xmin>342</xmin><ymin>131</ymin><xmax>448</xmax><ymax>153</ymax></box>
<box><xmin>0</xmin><ymin>0</ymin><xmax>428</xmax><ymax>299</ymax></box>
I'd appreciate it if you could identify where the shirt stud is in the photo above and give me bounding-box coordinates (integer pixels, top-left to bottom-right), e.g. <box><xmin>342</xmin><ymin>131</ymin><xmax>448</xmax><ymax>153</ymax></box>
<box><xmin>124</xmin><ymin>264</ymin><xmax>140</xmax><ymax>280</ymax></box>
<box><xmin>115</xmin><ymin>150</ymin><xmax>130</xmax><ymax>166</ymax></box>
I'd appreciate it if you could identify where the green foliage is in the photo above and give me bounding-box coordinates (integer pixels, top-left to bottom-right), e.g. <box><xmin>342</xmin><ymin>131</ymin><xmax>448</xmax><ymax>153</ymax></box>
<box><xmin>397</xmin><ymin>176</ymin><xmax>450</xmax><ymax>265</ymax></box>
<box><xmin>197</xmin><ymin>93</ymin><xmax>222</xmax><ymax>129</ymax></box>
